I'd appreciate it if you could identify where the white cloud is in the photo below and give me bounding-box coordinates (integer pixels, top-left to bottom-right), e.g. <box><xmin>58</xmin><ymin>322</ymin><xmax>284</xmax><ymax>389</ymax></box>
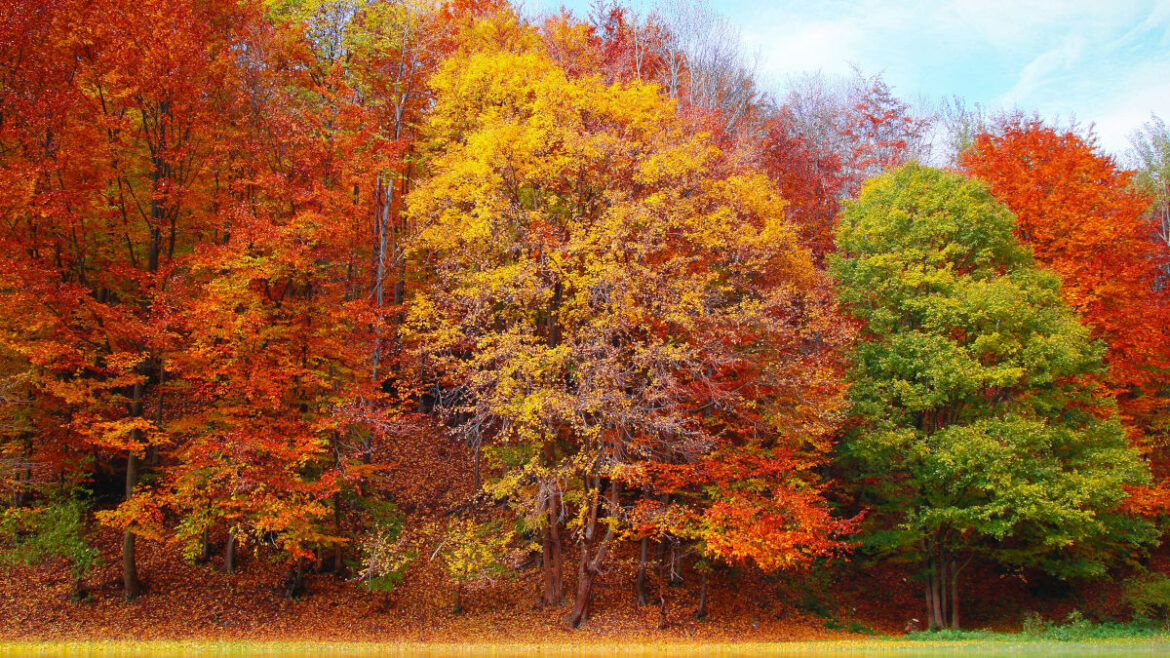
<box><xmin>545</xmin><ymin>0</ymin><xmax>1170</xmax><ymax>156</ymax></box>
<box><xmin>999</xmin><ymin>34</ymin><xmax>1086</xmax><ymax>106</ymax></box>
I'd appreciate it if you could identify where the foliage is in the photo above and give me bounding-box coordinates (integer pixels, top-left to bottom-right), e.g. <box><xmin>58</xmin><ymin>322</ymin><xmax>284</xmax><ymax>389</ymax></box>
<box><xmin>0</xmin><ymin>498</ymin><xmax>99</xmax><ymax>598</ymax></box>
<box><xmin>435</xmin><ymin>519</ymin><xmax>516</xmax><ymax>612</ymax></box>
<box><xmin>961</xmin><ymin>118</ymin><xmax>1170</xmax><ymax>487</ymax></box>
<box><xmin>407</xmin><ymin>15</ymin><xmax>853</xmax><ymax>625</ymax></box>
<box><xmin>1126</xmin><ymin>574</ymin><xmax>1170</xmax><ymax>629</ymax></box>
<box><xmin>0</xmin><ymin>0</ymin><xmax>1167</xmax><ymax>635</ymax></box>
<box><xmin>832</xmin><ymin>164</ymin><xmax>1156</xmax><ymax>628</ymax></box>
<box><xmin>357</xmin><ymin>507</ymin><xmax>413</xmax><ymax>594</ymax></box>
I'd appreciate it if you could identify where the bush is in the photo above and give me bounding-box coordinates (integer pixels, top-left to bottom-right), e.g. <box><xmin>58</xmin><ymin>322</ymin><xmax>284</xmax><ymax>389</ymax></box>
<box><xmin>0</xmin><ymin>497</ymin><xmax>99</xmax><ymax>600</ymax></box>
<box><xmin>356</xmin><ymin>502</ymin><xmax>412</xmax><ymax>595</ymax></box>
<box><xmin>1126</xmin><ymin>574</ymin><xmax>1170</xmax><ymax>629</ymax></box>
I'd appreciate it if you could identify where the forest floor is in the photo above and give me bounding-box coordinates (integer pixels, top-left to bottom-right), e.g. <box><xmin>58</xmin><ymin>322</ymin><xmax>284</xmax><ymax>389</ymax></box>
<box><xmin>1</xmin><ymin>422</ymin><xmax>1164</xmax><ymax>644</ymax></box>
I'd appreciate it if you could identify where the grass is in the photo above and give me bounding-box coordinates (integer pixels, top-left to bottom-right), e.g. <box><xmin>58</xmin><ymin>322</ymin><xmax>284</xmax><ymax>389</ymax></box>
<box><xmin>2</xmin><ymin>617</ymin><xmax>1168</xmax><ymax>657</ymax></box>
<box><xmin>905</xmin><ymin>612</ymin><xmax>1169</xmax><ymax>643</ymax></box>
<box><xmin>1</xmin><ymin>636</ymin><xmax>1169</xmax><ymax>657</ymax></box>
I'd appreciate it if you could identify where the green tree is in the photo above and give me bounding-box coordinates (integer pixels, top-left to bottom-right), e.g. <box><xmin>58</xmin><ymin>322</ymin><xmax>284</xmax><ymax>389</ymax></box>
<box><xmin>831</xmin><ymin>164</ymin><xmax>1156</xmax><ymax>630</ymax></box>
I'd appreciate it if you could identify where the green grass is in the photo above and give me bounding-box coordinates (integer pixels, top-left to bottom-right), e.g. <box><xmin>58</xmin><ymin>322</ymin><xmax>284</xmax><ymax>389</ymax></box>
<box><xmin>905</xmin><ymin>612</ymin><xmax>1169</xmax><ymax>643</ymax></box>
<box><xmin>1</xmin><ymin>637</ymin><xmax>1168</xmax><ymax>657</ymax></box>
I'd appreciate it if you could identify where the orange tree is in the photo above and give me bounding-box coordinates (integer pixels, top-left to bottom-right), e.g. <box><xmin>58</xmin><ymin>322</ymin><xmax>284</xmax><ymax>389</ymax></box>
<box><xmin>962</xmin><ymin>117</ymin><xmax>1170</xmax><ymax>498</ymax></box>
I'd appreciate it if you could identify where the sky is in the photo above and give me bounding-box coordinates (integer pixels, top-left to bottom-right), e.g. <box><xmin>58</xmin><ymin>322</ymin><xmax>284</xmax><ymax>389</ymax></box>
<box><xmin>525</xmin><ymin>0</ymin><xmax>1170</xmax><ymax>157</ymax></box>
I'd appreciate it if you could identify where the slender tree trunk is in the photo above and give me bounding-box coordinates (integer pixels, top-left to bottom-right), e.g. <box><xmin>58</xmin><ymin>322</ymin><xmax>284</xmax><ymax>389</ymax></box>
<box><xmin>122</xmin><ymin>458</ymin><xmax>140</xmax><ymax>600</ymax></box>
<box><xmin>224</xmin><ymin>533</ymin><xmax>236</xmax><ymax>574</ymax></box>
<box><xmin>695</xmin><ymin>570</ymin><xmax>709</xmax><ymax>620</ymax></box>
<box><xmin>196</xmin><ymin>529</ymin><xmax>211</xmax><ymax>565</ymax></box>
<box><xmin>283</xmin><ymin>560</ymin><xmax>304</xmax><ymax>599</ymax></box>
<box><xmin>925</xmin><ymin>553</ymin><xmax>941</xmax><ymax>629</ymax></box>
<box><xmin>453</xmin><ymin>583</ymin><xmax>464</xmax><ymax>614</ymax></box>
<box><xmin>923</xmin><ymin>570</ymin><xmax>933</xmax><ymax>631</ymax></box>
<box><xmin>657</xmin><ymin>541</ymin><xmax>669</xmax><ymax>629</ymax></box>
<box><xmin>566</xmin><ymin>545</ymin><xmax>597</xmax><ymax>627</ymax></box>
<box><xmin>123</xmin><ymin>372</ymin><xmax>141</xmax><ymax>603</ymax></box>
<box><xmin>950</xmin><ymin>559</ymin><xmax>960</xmax><ymax>629</ymax></box>
<box><xmin>634</xmin><ymin>536</ymin><xmax>650</xmax><ymax>605</ymax></box>
<box><xmin>72</xmin><ymin>574</ymin><xmax>88</xmax><ymax>603</ymax></box>
<box><xmin>933</xmin><ymin>555</ymin><xmax>946</xmax><ymax>629</ymax></box>
<box><xmin>472</xmin><ymin>437</ymin><xmax>482</xmax><ymax>490</ymax></box>
<box><xmin>333</xmin><ymin>491</ymin><xmax>344</xmax><ymax>576</ymax></box>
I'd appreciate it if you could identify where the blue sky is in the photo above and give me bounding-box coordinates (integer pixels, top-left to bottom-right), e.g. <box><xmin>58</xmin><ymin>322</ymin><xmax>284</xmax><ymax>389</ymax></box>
<box><xmin>526</xmin><ymin>0</ymin><xmax>1170</xmax><ymax>156</ymax></box>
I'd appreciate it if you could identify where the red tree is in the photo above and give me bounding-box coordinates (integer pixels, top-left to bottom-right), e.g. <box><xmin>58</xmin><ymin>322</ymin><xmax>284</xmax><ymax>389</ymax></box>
<box><xmin>962</xmin><ymin>117</ymin><xmax>1170</xmax><ymax>493</ymax></box>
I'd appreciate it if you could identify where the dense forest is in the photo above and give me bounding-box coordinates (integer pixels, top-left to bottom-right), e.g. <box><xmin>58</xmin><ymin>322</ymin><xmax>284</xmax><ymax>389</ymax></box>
<box><xmin>1</xmin><ymin>0</ymin><xmax>1168</xmax><ymax>640</ymax></box>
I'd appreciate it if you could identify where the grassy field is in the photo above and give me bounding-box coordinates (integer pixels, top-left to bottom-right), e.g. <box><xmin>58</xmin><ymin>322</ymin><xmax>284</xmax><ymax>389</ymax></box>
<box><xmin>1</xmin><ymin>637</ymin><xmax>1168</xmax><ymax>658</ymax></box>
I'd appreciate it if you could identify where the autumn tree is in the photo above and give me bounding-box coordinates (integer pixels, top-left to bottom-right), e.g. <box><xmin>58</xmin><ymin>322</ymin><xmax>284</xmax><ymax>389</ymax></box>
<box><xmin>1129</xmin><ymin>114</ymin><xmax>1170</xmax><ymax>289</ymax></box>
<box><xmin>832</xmin><ymin>164</ymin><xmax>1156</xmax><ymax>630</ymax></box>
<box><xmin>961</xmin><ymin>118</ymin><xmax>1170</xmax><ymax>484</ymax></box>
<box><xmin>0</xmin><ymin>0</ymin><xmax>263</xmax><ymax>599</ymax></box>
<box><xmin>407</xmin><ymin>12</ymin><xmax>850</xmax><ymax>628</ymax></box>
<box><xmin>763</xmin><ymin>69</ymin><xmax>932</xmax><ymax>257</ymax></box>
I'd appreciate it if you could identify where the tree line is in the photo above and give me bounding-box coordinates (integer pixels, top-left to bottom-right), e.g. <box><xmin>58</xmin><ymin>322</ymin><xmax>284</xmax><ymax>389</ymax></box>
<box><xmin>1</xmin><ymin>0</ymin><xmax>1167</xmax><ymax>631</ymax></box>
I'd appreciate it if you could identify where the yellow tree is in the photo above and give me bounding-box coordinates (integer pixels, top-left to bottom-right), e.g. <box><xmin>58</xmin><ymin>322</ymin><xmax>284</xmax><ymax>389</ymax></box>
<box><xmin>407</xmin><ymin>12</ymin><xmax>849</xmax><ymax>628</ymax></box>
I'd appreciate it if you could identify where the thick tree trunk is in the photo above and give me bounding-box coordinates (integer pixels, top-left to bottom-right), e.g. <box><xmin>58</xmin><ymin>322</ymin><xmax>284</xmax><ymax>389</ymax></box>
<box><xmin>283</xmin><ymin>561</ymin><xmax>304</xmax><ymax>599</ymax></box>
<box><xmin>566</xmin><ymin>547</ymin><xmax>597</xmax><ymax>628</ymax></box>
<box><xmin>634</xmin><ymin>536</ymin><xmax>650</xmax><ymax>606</ymax></box>
<box><xmin>565</xmin><ymin>478</ymin><xmax>619</xmax><ymax>629</ymax></box>
<box><xmin>541</xmin><ymin>499</ymin><xmax>564</xmax><ymax>606</ymax></box>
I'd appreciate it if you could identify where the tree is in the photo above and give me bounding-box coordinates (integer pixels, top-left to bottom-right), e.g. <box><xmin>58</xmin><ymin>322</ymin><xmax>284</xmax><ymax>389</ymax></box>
<box><xmin>758</xmin><ymin>108</ymin><xmax>845</xmax><ymax>260</ymax></box>
<box><xmin>0</xmin><ymin>0</ymin><xmax>260</xmax><ymax>600</ymax></box>
<box><xmin>1128</xmin><ymin>114</ymin><xmax>1170</xmax><ymax>290</ymax></box>
<box><xmin>764</xmin><ymin>69</ymin><xmax>933</xmax><ymax>256</ymax></box>
<box><xmin>436</xmin><ymin>519</ymin><xmax>516</xmax><ymax>614</ymax></box>
<box><xmin>831</xmin><ymin>164</ymin><xmax>1156</xmax><ymax>630</ymax></box>
<box><xmin>961</xmin><ymin>118</ymin><xmax>1170</xmax><ymax>486</ymax></box>
<box><xmin>407</xmin><ymin>11</ymin><xmax>849</xmax><ymax>628</ymax></box>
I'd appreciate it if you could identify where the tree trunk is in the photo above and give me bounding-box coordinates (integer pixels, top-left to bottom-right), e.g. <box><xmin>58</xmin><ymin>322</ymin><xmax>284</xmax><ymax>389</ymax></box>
<box><xmin>634</xmin><ymin>536</ymin><xmax>650</xmax><ymax>606</ymax></box>
<box><xmin>196</xmin><ymin>529</ymin><xmax>211</xmax><ymax>565</ymax></box>
<box><xmin>122</xmin><ymin>449</ymin><xmax>140</xmax><ymax>601</ymax></box>
<box><xmin>924</xmin><ymin>548</ymin><xmax>961</xmax><ymax>630</ymax></box>
<box><xmin>565</xmin><ymin>478</ymin><xmax>618</xmax><ymax>629</ymax></box>
<box><xmin>332</xmin><ymin>491</ymin><xmax>344</xmax><ymax>576</ymax></box>
<box><xmin>540</xmin><ymin>478</ymin><xmax>563</xmax><ymax>607</ymax></box>
<box><xmin>695</xmin><ymin>570</ymin><xmax>709</xmax><ymax>620</ymax></box>
<box><xmin>657</xmin><ymin>542</ymin><xmax>669</xmax><ymax>630</ymax></box>
<box><xmin>923</xmin><ymin>569</ymin><xmax>933</xmax><ymax>631</ymax></box>
<box><xmin>541</xmin><ymin>501</ymin><xmax>564</xmax><ymax>606</ymax></box>
<box><xmin>566</xmin><ymin>546</ymin><xmax>596</xmax><ymax>628</ymax></box>
<box><xmin>283</xmin><ymin>561</ymin><xmax>304</xmax><ymax>599</ymax></box>
<box><xmin>71</xmin><ymin>575</ymin><xmax>88</xmax><ymax>603</ymax></box>
<box><xmin>453</xmin><ymin>583</ymin><xmax>464</xmax><ymax>614</ymax></box>
<box><xmin>224</xmin><ymin>533</ymin><xmax>236</xmax><ymax>574</ymax></box>
<box><xmin>951</xmin><ymin>559</ymin><xmax>960</xmax><ymax>629</ymax></box>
